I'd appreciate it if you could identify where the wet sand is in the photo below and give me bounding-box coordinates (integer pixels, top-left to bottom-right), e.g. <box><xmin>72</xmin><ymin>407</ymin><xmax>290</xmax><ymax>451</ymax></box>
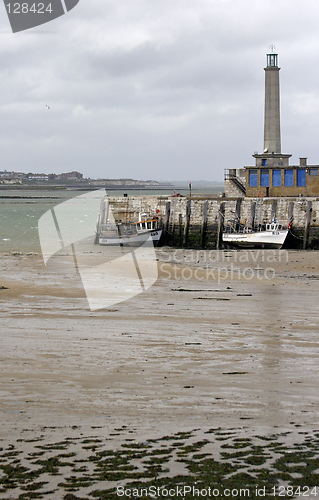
<box><xmin>1</xmin><ymin>249</ymin><xmax>319</xmax><ymax>498</ymax></box>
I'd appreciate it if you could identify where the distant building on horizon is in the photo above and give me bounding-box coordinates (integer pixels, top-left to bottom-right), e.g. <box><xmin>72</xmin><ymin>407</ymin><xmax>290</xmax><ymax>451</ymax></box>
<box><xmin>26</xmin><ymin>173</ymin><xmax>49</xmax><ymax>181</ymax></box>
<box><xmin>57</xmin><ymin>171</ymin><xmax>83</xmax><ymax>181</ymax></box>
<box><xmin>0</xmin><ymin>170</ymin><xmax>84</xmax><ymax>182</ymax></box>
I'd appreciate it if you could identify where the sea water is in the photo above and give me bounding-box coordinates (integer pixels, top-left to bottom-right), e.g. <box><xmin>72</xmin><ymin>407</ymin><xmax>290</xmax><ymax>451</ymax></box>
<box><xmin>0</xmin><ymin>190</ymin><xmax>76</xmax><ymax>253</ymax></box>
<box><xmin>0</xmin><ymin>186</ymin><xmax>222</xmax><ymax>254</ymax></box>
<box><xmin>0</xmin><ymin>188</ymin><xmax>164</xmax><ymax>253</ymax></box>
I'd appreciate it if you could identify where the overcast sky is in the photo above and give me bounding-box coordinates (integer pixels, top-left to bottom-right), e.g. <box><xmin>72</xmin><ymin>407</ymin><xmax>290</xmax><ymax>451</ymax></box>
<box><xmin>1</xmin><ymin>0</ymin><xmax>319</xmax><ymax>181</ymax></box>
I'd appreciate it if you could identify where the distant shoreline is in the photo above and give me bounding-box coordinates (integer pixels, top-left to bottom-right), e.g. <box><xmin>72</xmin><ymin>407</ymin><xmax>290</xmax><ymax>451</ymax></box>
<box><xmin>0</xmin><ymin>184</ymin><xmax>176</xmax><ymax>191</ymax></box>
<box><xmin>0</xmin><ymin>184</ymin><xmax>224</xmax><ymax>195</ymax></box>
<box><xmin>0</xmin><ymin>182</ymin><xmax>223</xmax><ymax>190</ymax></box>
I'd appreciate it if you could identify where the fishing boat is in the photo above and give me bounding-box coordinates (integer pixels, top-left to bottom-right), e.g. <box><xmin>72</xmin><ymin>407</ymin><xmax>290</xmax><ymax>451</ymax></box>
<box><xmin>96</xmin><ymin>210</ymin><xmax>162</xmax><ymax>246</ymax></box>
<box><xmin>223</xmin><ymin>220</ymin><xmax>289</xmax><ymax>249</ymax></box>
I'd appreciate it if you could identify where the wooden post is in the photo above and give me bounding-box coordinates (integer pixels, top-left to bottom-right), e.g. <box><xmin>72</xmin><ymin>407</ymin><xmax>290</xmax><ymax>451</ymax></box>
<box><xmin>178</xmin><ymin>213</ymin><xmax>183</xmax><ymax>247</ymax></box>
<box><xmin>94</xmin><ymin>198</ymin><xmax>106</xmax><ymax>244</ymax></box>
<box><xmin>271</xmin><ymin>201</ymin><xmax>277</xmax><ymax>221</ymax></box>
<box><xmin>235</xmin><ymin>198</ymin><xmax>242</xmax><ymax>221</ymax></box>
<box><xmin>216</xmin><ymin>202</ymin><xmax>225</xmax><ymax>249</ymax></box>
<box><xmin>235</xmin><ymin>198</ymin><xmax>242</xmax><ymax>231</ymax></box>
<box><xmin>288</xmin><ymin>201</ymin><xmax>294</xmax><ymax>227</ymax></box>
<box><xmin>250</xmin><ymin>202</ymin><xmax>256</xmax><ymax>229</ymax></box>
<box><xmin>200</xmin><ymin>201</ymin><xmax>208</xmax><ymax>249</ymax></box>
<box><xmin>303</xmin><ymin>200</ymin><xmax>312</xmax><ymax>250</ymax></box>
<box><xmin>170</xmin><ymin>199</ymin><xmax>176</xmax><ymax>244</ymax></box>
<box><xmin>183</xmin><ymin>200</ymin><xmax>191</xmax><ymax>247</ymax></box>
<box><xmin>163</xmin><ymin>201</ymin><xmax>171</xmax><ymax>245</ymax></box>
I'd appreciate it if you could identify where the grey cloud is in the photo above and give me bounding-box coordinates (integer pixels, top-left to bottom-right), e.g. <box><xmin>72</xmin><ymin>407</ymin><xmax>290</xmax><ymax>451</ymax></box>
<box><xmin>1</xmin><ymin>0</ymin><xmax>319</xmax><ymax>179</ymax></box>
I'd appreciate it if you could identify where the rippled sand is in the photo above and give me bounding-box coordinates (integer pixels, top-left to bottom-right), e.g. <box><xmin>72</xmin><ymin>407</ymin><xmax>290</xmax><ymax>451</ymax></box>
<box><xmin>1</xmin><ymin>248</ymin><xmax>319</xmax><ymax>497</ymax></box>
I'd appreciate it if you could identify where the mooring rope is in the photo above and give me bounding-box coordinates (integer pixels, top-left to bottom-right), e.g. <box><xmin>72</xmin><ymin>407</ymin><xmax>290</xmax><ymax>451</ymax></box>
<box><xmin>289</xmin><ymin>231</ymin><xmax>304</xmax><ymax>240</ymax></box>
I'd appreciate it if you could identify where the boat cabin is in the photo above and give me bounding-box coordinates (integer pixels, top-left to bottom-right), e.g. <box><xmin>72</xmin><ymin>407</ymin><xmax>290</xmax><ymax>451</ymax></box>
<box><xmin>265</xmin><ymin>222</ymin><xmax>284</xmax><ymax>231</ymax></box>
<box><xmin>224</xmin><ymin>220</ymin><xmax>286</xmax><ymax>234</ymax></box>
<box><xmin>136</xmin><ymin>213</ymin><xmax>159</xmax><ymax>233</ymax></box>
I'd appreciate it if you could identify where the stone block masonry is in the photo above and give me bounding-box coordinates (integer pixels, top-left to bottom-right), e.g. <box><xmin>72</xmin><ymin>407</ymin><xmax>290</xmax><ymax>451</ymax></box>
<box><xmin>107</xmin><ymin>195</ymin><xmax>319</xmax><ymax>249</ymax></box>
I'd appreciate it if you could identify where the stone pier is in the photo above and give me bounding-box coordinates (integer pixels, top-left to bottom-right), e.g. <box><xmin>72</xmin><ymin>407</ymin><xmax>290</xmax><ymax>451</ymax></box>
<box><xmin>107</xmin><ymin>195</ymin><xmax>319</xmax><ymax>249</ymax></box>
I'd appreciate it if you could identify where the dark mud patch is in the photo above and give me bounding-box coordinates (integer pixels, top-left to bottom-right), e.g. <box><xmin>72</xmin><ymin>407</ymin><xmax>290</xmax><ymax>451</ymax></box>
<box><xmin>1</xmin><ymin>427</ymin><xmax>319</xmax><ymax>499</ymax></box>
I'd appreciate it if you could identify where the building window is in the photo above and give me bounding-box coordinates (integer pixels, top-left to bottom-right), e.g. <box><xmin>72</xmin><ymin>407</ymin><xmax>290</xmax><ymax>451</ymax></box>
<box><xmin>309</xmin><ymin>168</ymin><xmax>318</xmax><ymax>175</ymax></box>
<box><xmin>249</xmin><ymin>170</ymin><xmax>257</xmax><ymax>187</ymax></box>
<box><xmin>261</xmin><ymin>169</ymin><xmax>269</xmax><ymax>187</ymax></box>
<box><xmin>272</xmin><ymin>169</ymin><xmax>281</xmax><ymax>187</ymax></box>
<box><xmin>297</xmin><ymin>169</ymin><xmax>306</xmax><ymax>187</ymax></box>
<box><xmin>262</xmin><ymin>159</ymin><xmax>267</xmax><ymax>166</ymax></box>
<box><xmin>284</xmin><ymin>169</ymin><xmax>294</xmax><ymax>187</ymax></box>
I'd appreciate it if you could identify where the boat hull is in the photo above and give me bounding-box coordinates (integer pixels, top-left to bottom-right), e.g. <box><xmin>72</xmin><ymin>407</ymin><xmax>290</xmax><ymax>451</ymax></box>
<box><xmin>223</xmin><ymin>230</ymin><xmax>288</xmax><ymax>249</ymax></box>
<box><xmin>99</xmin><ymin>229</ymin><xmax>162</xmax><ymax>246</ymax></box>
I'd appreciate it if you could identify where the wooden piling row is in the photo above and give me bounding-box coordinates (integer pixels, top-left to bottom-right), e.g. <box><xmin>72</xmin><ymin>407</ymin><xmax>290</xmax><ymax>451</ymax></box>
<box><xmin>159</xmin><ymin>197</ymin><xmax>317</xmax><ymax>249</ymax></box>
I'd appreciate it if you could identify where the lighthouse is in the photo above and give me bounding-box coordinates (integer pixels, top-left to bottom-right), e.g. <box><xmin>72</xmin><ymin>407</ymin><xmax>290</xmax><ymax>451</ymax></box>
<box><xmin>264</xmin><ymin>45</ymin><xmax>281</xmax><ymax>154</ymax></box>
<box><xmin>252</xmin><ymin>47</ymin><xmax>291</xmax><ymax>172</ymax></box>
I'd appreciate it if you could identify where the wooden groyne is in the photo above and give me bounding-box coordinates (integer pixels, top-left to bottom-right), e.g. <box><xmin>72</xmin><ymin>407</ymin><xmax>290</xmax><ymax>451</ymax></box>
<box><xmin>108</xmin><ymin>195</ymin><xmax>319</xmax><ymax>249</ymax></box>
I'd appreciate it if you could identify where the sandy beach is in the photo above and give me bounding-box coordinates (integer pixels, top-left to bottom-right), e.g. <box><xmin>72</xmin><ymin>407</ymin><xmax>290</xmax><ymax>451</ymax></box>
<box><xmin>1</xmin><ymin>248</ymin><xmax>319</xmax><ymax>498</ymax></box>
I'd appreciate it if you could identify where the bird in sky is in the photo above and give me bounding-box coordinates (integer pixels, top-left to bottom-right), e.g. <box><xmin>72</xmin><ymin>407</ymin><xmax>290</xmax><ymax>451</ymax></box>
<box><xmin>46</xmin><ymin>104</ymin><xmax>50</xmax><ymax>109</ymax></box>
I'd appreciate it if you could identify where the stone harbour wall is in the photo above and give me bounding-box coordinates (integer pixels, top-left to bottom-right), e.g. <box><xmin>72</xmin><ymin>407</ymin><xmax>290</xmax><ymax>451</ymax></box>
<box><xmin>108</xmin><ymin>195</ymin><xmax>319</xmax><ymax>248</ymax></box>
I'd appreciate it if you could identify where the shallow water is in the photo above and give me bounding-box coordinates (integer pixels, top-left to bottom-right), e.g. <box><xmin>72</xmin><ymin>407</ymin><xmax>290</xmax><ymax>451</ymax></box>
<box><xmin>0</xmin><ymin>186</ymin><xmax>222</xmax><ymax>253</ymax></box>
<box><xmin>0</xmin><ymin>190</ymin><xmax>77</xmax><ymax>253</ymax></box>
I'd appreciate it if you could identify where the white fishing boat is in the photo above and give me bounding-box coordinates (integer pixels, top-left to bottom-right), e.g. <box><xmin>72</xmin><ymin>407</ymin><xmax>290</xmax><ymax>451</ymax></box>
<box><xmin>134</xmin><ymin>212</ymin><xmax>163</xmax><ymax>243</ymax></box>
<box><xmin>223</xmin><ymin>221</ymin><xmax>289</xmax><ymax>249</ymax></box>
<box><xmin>96</xmin><ymin>209</ymin><xmax>162</xmax><ymax>246</ymax></box>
